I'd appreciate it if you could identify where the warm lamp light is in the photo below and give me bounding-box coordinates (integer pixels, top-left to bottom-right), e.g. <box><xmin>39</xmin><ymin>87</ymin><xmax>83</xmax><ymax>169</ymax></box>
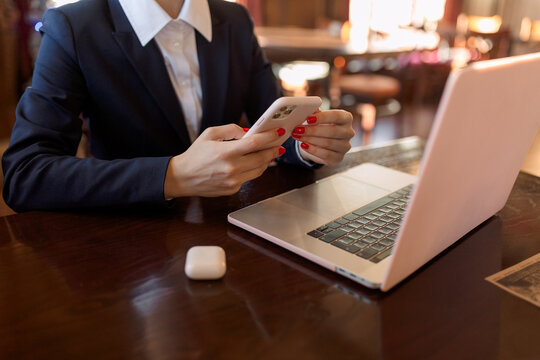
<box><xmin>412</xmin><ymin>0</ymin><xmax>446</xmax><ymax>25</ymax></box>
<box><xmin>467</xmin><ymin>15</ymin><xmax>502</xmax><ymax>34</ymax></box>
<box><xmin>348</xmin><ymin>0</ymin><xmax>371</xmax><ymax>52</ymax></box>
<box><xmin>340</xmin><ymin>21</ymin><xmax>351</xmax><ymax>43</ymax></box>
<box><xmin>531</xmin><ymin>21</ymin><xmax>540</xmax><ymax>42</ymax></box>
<box><xmin>520</xmin><ymin>17</ymin><xmax>532</xmax><ymax>41</ymax></box>
<box><xmin>278</xmin><ymin>61</ymin><xmax>329</xmax><ymax>97</ymax></box>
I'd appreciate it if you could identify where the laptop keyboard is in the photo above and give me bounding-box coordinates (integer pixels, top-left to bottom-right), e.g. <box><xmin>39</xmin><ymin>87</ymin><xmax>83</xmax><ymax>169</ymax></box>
<box><xmin>307</xmin><ymin>184</ymin><xmax>413</xmax><ymax>263</ymax></box>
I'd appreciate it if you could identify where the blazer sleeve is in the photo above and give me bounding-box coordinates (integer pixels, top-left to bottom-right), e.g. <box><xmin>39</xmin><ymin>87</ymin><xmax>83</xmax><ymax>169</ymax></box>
<box><xmin>1</xmin><ymin>9</ymin><xmax>171</xmax><ymax>212</ymax></box>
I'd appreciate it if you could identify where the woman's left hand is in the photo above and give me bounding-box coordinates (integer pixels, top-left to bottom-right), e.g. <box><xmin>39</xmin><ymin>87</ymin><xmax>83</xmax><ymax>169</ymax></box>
<box><xmin>292</xmin><ymin>109</ymin><xmax>355</xmax><ymax>165</ymax></box>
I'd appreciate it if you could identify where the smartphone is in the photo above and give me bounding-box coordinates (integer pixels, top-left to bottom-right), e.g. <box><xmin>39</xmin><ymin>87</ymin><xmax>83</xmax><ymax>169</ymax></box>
<box><xmin>244</xmin><ymin>96</ymin><xmax>322</xmax><ymax>149</ymax></box>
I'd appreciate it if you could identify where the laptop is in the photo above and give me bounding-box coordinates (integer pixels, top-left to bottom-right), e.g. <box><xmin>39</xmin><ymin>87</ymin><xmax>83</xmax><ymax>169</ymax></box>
<box><xmin>228</xmin><ymin>53</ymin><xmax>540</xmax><ymax>291</ymax></box>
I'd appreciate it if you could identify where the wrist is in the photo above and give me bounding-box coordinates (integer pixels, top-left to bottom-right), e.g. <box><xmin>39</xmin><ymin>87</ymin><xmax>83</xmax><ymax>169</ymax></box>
<box><xmin>164</xmin><ymin>155</ymin><xmax>189</xmax><ymax>199</ymax></box>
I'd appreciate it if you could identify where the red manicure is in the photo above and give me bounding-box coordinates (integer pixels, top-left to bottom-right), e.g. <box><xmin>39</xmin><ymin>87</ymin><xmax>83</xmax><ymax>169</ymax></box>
<box><xmin>277</xmin><ymin>128</ymin><xmax>286</xmax><ymax>136</ymax></box>
<box><xmin>292</xmin><ymin>134</ymin><xmax>301</xmax><ymax>140</ymax></box>
<box><xmin>301</xmin><ymin>142</ymin><xmax>309</xmax><ymax>150</ymax></box>
<box><xmin>278</xmin><ymin>147</ymin><xmax>286</xmax><ymax>156</ymax></box>
<box><xmin>294</xmin><ymin>126</ymin><xmax>305</xmax><ymax>134</ymax></box>
<box><xmin>243</xmin><ymin>128</ymin><xmax>249</xmax><ymax>132</ymax></box>
<box><xmin>307</xmin><ymin>116</ymin><xmax>317</xmax><ymax>124</ymax></box>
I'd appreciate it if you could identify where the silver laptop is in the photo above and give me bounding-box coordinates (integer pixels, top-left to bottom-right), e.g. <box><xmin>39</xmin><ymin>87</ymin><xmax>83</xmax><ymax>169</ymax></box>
<box><xmin>228</xmin><ymin>53</ymin><xmax>540</xmax><ymax>291</ymax></box>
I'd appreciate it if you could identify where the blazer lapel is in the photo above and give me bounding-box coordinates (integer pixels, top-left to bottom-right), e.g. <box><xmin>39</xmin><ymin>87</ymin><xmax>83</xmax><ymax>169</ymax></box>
<box><xmin>108</xmin><ymin>0</ymin><xmax>191</xmax><ymax>146</ymax></box>
<box><xmin>197</xmin><ymin>17</ymin><xmax>230</xmax><ymax>132</ymax></box>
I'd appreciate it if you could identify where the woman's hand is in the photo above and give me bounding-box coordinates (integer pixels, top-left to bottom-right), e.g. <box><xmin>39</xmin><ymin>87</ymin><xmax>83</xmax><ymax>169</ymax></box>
<box><xmin>292</xmin><ymin>109</ymin><xmax>355</xmax><ymax>165</ymax></box>
<box><xmin>164</xmin><ymin>124</ymin><xmax>286</xmax><ymax>199</ymax></box>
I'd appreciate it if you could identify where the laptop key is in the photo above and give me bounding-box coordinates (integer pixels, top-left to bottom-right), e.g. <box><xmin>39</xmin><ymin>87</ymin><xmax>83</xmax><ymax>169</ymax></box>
<box><xmin>372</xmin><ymin>220</ymin><xmax>386</xmax><ymax>227</ymax></box>
<box><xmin>348</xmin><ymin>221</ymin><xmax>363</xmax><ymax>228</ymax></box>
<box><xmin>352</xmin><ymin>198</ymin><xmax>391</xmax><ymax>217</ymax></box>
<box><xmin>353</xmin><ymin>241</ymin><xmax>368</xmax><ymax>249</ymax></box>
<box><xmin>343</xmin><ymin>241</ymin><xmax>368</xmax><ymax>253</ymax></box>
<box><xmin>319</xmin><ymin>229</ymin><xmax>347</xmax><ymax>243</ymax></box>
<box><xmin>335</xmin><ymin>218</ymin><xmax>349</xmax><ymax>225</ymax></box>
<box><xmin>378</xmin><ymin>227</ymin><xmax>393</xmax><ymax>235</ymax></box>
<box><xmin>326</xmin><ymin>222</ymin><xmax>341</xmax><ymax>229</ymax></box>
<box><xmin>371</xmin><ymin>248</ymin><xmax>393</xmax><ymax>263</ymax></box>
<box><xmin>380</xmin><ymin>239</ymin><xmax>394</xmax><ymax>247</ymax></box>
<box><xmin>355</xmin><ymin>228</ymin><xmax>371</xmax><ymax>236</ymax></box>
<box><xmin>370</xmin><ymin>231</ymin><xmax>385</xmax><ymax>239</ymax></box>
<box><xmin>364</xmin><ymin>224</ymin><xmax>378</xmax><ymax>231</ymax></box>
<box><xmin>347</xmin><ymin>232</ymin><xmax>363</xmax><ymax>240</ymax></box>
<box><xmin>343</xmin><ymin>214</ymin><xmax>359</xmax><ymax>221</ymax></box>
<box><xmin>307</xmin><ymin>230</ymin><xmax>324</xmax><ymax>238</ymax></box>
<box><xmin>357</xmin><ymin>247</ymin><xmax>378</xmax><ymax>259</ymax></box>
<box><xmin>331</xmin><ymin>240</ymin><xmax>352</xmax><ymax>250</ymax></box>
<box><xmin>316</xmin><ymin>225</ymin><xmax>328</xmax><ymax>232</ymax></box>
<box><xmin>362</xmin><ymin>235</ymin><xmax>378</xmax><ymax>244</ymax></box>
<box><xmin>387</xmin><ymin>223</ymin><xmax>400</xmax><ymax>230</ymax></box>
<box><xmin>370</xmin><ymin>243</ymin><xmax>386</xmax><ymax>252</ymax></box>
<box><xmin>335</xmin><ymin>237</ymin><xmax>355</xmax><ymax>245</ymax></box>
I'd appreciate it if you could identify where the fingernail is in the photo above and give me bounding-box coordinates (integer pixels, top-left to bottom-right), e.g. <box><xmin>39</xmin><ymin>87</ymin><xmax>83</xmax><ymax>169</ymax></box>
<box><xmin>277</xmin><ymin>128</ymin><xmax>286</xmax><ymax>136</ymax></box>
<box><xmin>294</xmin><ymin>126</ymin><xmax>305</xmax><ymax>134</ymax></box>
<box><xmin>301</xmin><ymin>142</ymin><xmax>309</xmax><ymax>150</ymax></box>
<box><xmin>292</xmin><ymin>134</ymin><xmax>301</xmax><ymax>140</ymax></box>
<box><xmin>271</xmin><ymin>158</ymin><xmax>276</xmax><ymax>162</ymax></box>
<box><xmin>307</xmin><ymin>116</ymin><xmax>317</xmax><ymax>124</ymax></box>
<box><xmin>278</xmin><ymin>147</ymin><xmax>286</xmax><ymax>156</ymax></box>
<box><xmin>243</xmin><ymin>127</ymin><xmax>249</xmax><ymax>132</ymax></box>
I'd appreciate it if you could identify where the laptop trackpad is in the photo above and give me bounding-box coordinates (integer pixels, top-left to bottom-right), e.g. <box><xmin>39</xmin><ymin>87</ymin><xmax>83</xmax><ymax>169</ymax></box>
<box><xmin>277</xmin><ymin>175</ymin><xmax>389</xmax><ymax>221</ymax></box>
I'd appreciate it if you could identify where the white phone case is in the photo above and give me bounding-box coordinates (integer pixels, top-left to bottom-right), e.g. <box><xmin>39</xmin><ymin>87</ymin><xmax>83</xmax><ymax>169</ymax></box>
<box><xmin>244</xmin><ymin>96</ymin><xmax>322</xmax><ymax>151</ymax></box>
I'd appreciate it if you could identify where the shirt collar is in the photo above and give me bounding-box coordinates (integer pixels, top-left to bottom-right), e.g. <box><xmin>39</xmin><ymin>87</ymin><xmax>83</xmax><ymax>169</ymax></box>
<box><xmin>118</xmin><ymin>0</ymin><xmax>212</xmax><ymax>46</ymax></box>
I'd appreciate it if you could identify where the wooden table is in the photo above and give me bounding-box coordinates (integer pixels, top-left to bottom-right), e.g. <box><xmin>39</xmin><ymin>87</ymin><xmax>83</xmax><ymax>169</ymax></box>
<box><xmin>1</xmin><ymin>137</ymin><xmax>539</xmax><ymax>359</ymax></box>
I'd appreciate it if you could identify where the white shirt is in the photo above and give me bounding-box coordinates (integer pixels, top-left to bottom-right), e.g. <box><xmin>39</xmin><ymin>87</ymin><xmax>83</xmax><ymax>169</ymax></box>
<box><xmin>118</xmin><ymin>0</ymin><xmax>212</xmax><ymax>143</ymax></box>
<box><xmin>118</xmin><ymin>0</ymin><xmax>313</xmax><ymax>165</ymax></box>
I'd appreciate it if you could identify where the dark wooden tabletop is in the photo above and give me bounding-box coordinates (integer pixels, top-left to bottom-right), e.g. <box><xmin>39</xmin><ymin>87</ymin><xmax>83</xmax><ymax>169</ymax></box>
<box><xmin>1</xmin><ymin>137</ymin><xmax>539</xmax><ymax>360</ymax></box>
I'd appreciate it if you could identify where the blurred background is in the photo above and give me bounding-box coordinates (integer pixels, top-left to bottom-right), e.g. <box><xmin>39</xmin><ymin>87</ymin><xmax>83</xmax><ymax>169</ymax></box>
<box><xmin>1</xmin><ymin>0</ymin><xmax>540</xmax><ymax>159</ymax></box>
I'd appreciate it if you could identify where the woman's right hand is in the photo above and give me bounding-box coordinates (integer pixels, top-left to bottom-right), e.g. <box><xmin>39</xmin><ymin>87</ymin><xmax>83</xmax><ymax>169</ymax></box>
<box><xmin>163</xmin><ymin>124</ymin><xmax>286</xmax><ymax>199</ymax></box>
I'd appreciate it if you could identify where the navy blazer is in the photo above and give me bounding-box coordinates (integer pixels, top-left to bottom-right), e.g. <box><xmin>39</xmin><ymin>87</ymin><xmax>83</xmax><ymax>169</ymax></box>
<box><xmin>2</xmin><ymin>0</ymin><xmax>306</xmax><ymax>211</ymax></box>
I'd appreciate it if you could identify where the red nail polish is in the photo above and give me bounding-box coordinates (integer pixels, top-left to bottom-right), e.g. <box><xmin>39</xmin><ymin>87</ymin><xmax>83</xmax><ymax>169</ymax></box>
<box><xmin>294</xmin><ymin>126</ymin><xmax>305</xmax><ymax>134</ymax></box>
<box><xmin>277</xmin><ymin>128</ymin><xmax>286</xmax><ymax>136</ymax></box>
<box><xmin>301</xmin><ymin>142</ymin><xmax>309</xmax><ymax>150</ymax></box>
<box><xmin>307</xmin><ymin>116</ymin><xmax>317</xmax><ymax>124</ymax></box>
<box><xmin>271</xmin><ymin>158</ymin><xmax>276</xmax><ymax>162</ymax></box>
<box><xmin>243</xmin><ymin>128</ymin><xmax>249</xmax><ymax>132</ymax></box>
<box><xmin>292</xmin><ymin>134</ymin><xmax>301</xmax><ymax>140</ymax></box>
<box><xmin>278</xmin><ymin>147</ymin><xmax>286</xmax><ymax>156</ymax></box>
